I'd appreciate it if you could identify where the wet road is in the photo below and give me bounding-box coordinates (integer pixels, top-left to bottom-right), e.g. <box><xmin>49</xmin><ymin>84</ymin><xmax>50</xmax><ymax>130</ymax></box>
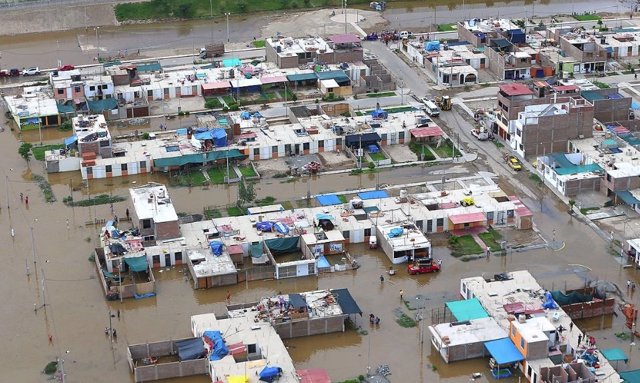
<box><xmin>0</xmin><ymin>0</ymin><xmax>626</xmax><ymax>69</ymax></box>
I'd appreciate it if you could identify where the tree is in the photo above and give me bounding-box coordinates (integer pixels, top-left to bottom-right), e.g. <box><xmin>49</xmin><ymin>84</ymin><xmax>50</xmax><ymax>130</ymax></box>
<box><xmin>18</xmin><ymin>142</ymin><xmax>33</xmax><ymax>164</ymax></box>
<box><xmin>237</xmin><ymin>180</ymin><xmax>256</xmax><ymax>207</ymax></box>
<box><xmin>568</xmin><ymin>199</ymin><xmax>576</xmax><ymax>214</ymax></box>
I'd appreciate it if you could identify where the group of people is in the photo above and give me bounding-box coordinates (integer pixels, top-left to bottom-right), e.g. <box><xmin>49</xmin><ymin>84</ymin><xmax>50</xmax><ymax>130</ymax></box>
<box><xmin>369</xmin><ymin>314</ymin><xmax>381</xmax><ymax>326</ymax></box>
<box><xmin>577</xmin><ymin>332</ymin><xmax>596</xmax><ymax>348</ymax></box>
<box><xmin>627</xmin><ymin>280</ymin><xmax>637</xmax><ymax>294</ymax></box>
<box><xmin>19</xmin><ymin>192</ymin><xmax>29</xmax><ymax>207</ymax></box>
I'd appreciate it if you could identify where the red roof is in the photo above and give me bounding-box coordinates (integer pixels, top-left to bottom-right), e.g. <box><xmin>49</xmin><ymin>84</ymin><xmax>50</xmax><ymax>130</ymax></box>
<box><xmin>508</xmin><ymin>196</ymin><xmax>533</xmax><ymax>217</ymax></box>
<box><xmin>227</xmin><ymin>244</ymin><xmax>243</xmax><ymax>254</ymax></box>
<box><xmin>328</xmin><ymin>33</ymin><xmax>361</xmax><ymax>44</ymax></box>
<box><xmin>553</xmin><ymin>85</ymin><xmax>578</xmax><ymax>92</ymax></box>
<box><xmin>297</xmin><ymin>369</ymin><xmax>332</xmax><ymax>383</ymax></box>
<box><xmin>449</xmin><ymin>212</ymin><xmax>486</xmax><ymax>225</ymax></box>
<box><xmin>235</xmin><ymin>132</ymin><xmax>257</xmax><ymax>140</ymax></box>
<box><xmin>410</xmin><ymin>126</ymin><xmax>444</xmax><ymax>138</ymax></box>
<box><xmin>202</xmin><ymin>81</ymin><xmax>231</xmax><ymax>90</ymax></box>
<box><xmin>260</xmin><ymin>75</ymin><xmax>288</xmax><ymax>85</ymax></box>
<box><xmin>499</xmin><ymin>83</ymin><xmax>533</xmax><ymax>96</ymax></box>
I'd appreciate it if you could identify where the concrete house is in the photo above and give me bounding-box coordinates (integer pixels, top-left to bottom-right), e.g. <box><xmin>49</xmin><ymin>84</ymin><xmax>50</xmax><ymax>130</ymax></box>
<box><xmin>129</xmin><ymin>183</ymin><xmax>180</xmax><ymax>243</ymax></box>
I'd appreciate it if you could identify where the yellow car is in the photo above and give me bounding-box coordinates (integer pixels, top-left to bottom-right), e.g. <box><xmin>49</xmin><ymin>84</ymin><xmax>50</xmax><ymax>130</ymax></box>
<box><xmin>507</xmin><ymin>156</ymin><xmax>522</xmax><ymax>171</ymax></box>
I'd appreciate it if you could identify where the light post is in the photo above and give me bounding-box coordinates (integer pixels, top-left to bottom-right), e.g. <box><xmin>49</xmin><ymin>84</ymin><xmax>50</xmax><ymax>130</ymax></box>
<box><xmin>95</xmin><ymin>27</ymin><xmax>100</xmax><ymax>54</ymax></box>
<box><xmin>225</xmin><ymin>13</ymin><xmax>231</xmax><ymax>42</ymax></box>
<box><xmin>343</xmin><ymin>0</ymin><xmax>348</xmax><ymax>34</ymax></box>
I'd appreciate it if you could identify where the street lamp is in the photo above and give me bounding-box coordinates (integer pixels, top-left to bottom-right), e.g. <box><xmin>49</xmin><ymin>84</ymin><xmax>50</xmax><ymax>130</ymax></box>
<box><xmin>225</xmin><ymin>13</ymin><xmax>231</xmax><ymax>42</ymax></box>
<box><xmin>343</xmin><ymin>0</ymin><xmax>348</xmax><ymax>34</ymax></box>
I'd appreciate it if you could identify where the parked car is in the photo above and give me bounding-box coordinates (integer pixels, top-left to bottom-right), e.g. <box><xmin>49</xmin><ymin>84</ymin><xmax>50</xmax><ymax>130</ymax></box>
<box><xmin>507</xmin><ymin>155</ymin><xmax>522</xmax><ymax>171</ymax></box>
<box><xmin>22</xmin><ymin>67</ymin><xmax>41</xmax><ymax>76</ymax></box>
<box><xmin>58</xmin><ymin>64</ymin><xmax>75</xmax><ymax>71</ymax></box>
<box><xmin>0</xmin><ymin>68</ymin><xmax>20</xmax><ymax>77</ymax></box>
<box><xmin>407</xmin><ymin>258</ymin><xmax>441</xmax><ymax>275</ymax></box>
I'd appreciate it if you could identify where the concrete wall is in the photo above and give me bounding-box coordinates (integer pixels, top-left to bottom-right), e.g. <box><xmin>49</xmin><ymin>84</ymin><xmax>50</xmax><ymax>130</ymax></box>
<box><xmin>445</xmin><ymin>341</ymin><xmax>488</xmax><ymax>363</ymax></box>
<box><xmin>563</xmin><ymin>177</ymin><xmax>601</xmax><ymax>197</ymax></box>
<box><xmin>155</xmin><ymin>220</ymin><xmax>181</xmax><ymax>241</ymax></box>
<box><xmin>593</xmin><ymin>97</ymin><xmax>632</xmax><ymax>123</ymax></box>
<box><xmin>274</xmin><ymin>315</ymin><xmax>346</xmax><ymax>339</ymax></box>
<box><xmin>128</xmin><ymin>338</ymin><xmax>208</xmax><ymax>382</ymax></box>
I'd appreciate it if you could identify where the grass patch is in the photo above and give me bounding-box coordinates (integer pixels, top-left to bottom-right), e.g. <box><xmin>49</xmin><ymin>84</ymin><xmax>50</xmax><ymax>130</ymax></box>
<box><xmin>65</xmin><ymin>193</ymin><xmax>126</xmax><ymax>207</ymax></box>
<box><xmin>238</xmin><ymin>165</ymin><xmax>258</xmax><ymax>178</ymax></box>
<box><xmin>408</xmin><ymin>141</ymin><xmax>436</xmax><ymax>161</ymax></box>
<box><xmin>207</xmin><ymin>167</ymin><xmax>228</xmax><ymax>184</ymax></box>
<box><xmin>222</xmin><ymin>95</ymin><xmax>236</xmax><ymax>106</ymax></box>
<box><xmin>580</xmin><ymin>206</ymin><xmax>600</xmax><ymax>215</ymax></box>
<box><xmin>170</xmin><ymin>168</ymin><xmax>208</xmax><ymax>187</ymax></box>
<box><xmin>573</xmin><ymin>14</ymin><xmax>601</xmax><ymax>21</ymax></box>
<box><xmin>493</xmin><ymin>141</ymin><xmax>504</xmax><ymax>148</ymax></box>
<box><xmin>449</xmin><ymin>234</ymin><xmax>483</xmax><ymax>257</ymax></box>
<box><xmin>592</xmin><ymin>80</ymin><xmax>610</xmax><ymax>89</ymax></box>
<box><xmin>255</xmin><ymin>196</ymin><xmax>276</xmax><ymax>206</ymax></box>
<box><xmin>204</xmin><ymin>97</ymin><xmax>223</xmax><ymax>109</ymax></box>
<box><xmin>429</xmin><ymin>139</ymin><xmax>461</xmax><ymax>158</ymax></box>
<box><xmin>338</xmin><ymin>195</ymin><xmax>348</xmax><ymax>203</ymax></box>
<box><xmin>226</xmin><ymin>206</ymin><xmax>244</xmax><ymax>217</ymax></box>
<box><xmin>252</xmin><ymin>39</ymin><xmax>266</xmax><ymax>48</ymax></box>
<box><xmin>478</xmin><ymin>229</ymin><xmax>503</xmax><ymax>252</ymax></box>
<box><xmin>365</xmin><ymin>91</ymin><xmax>396</xmax><ymax>98</ymax></box>
<box><xmin>204</xmin><ymin>208</ymin><xmax>222</xmax><ymax>219</ymax></box>
<box><xmin>529</xmin><ymin>173</ymin><xmax>542</xmax><ymax>184</ymax></box>
<box><xmin>369</xmin><ymin>151</ymin><xmax>386</xmax><ymax>162</ymax></box>
<box><xmin>281</xmin><ymin>200</ymin><xmax>295</xmax><ymax>210</ymax></box>
<box><xmin>32</xmin><ymin>175</ymin><xmax>56</xmax><ymax>203</ymax></box>
<box><xmin>396</xmin><ymin>312</ymin><xmax>417</xmax><ymax>328</ymax></box>
<box><xmin>32</xmin><ymin>144</ymin><xmax>64</xmax><ymax>161</ymax></box>
<box><xmin>437</xmin><ymin>23</ymin><xmax>457</xmax><ymax>32</ymax></box>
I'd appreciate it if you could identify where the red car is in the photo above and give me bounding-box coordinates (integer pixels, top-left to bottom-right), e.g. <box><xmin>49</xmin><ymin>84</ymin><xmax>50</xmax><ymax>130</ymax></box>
<box><xmin>0</xmin><ymin>68</ymin><xmax>20</xmax><ymax>77</ymax></box>
<box><xmin>407</xmin><ymin>258</ymin><xmax>441</xmax><ymax>275</ymax></box>
<box><xmin>58</xmin><ymin>64</ymin><xmax>75</xmax><ymax>71</ymax></box>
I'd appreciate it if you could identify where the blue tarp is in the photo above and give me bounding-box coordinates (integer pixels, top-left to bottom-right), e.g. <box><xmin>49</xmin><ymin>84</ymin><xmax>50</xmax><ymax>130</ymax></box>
<box><xmin>240</xmin><ymin>111</ymin><xmax>251</xmax><ymax>120</ymax></box>
<box><xmin>64</xmin><ymin>134</ymin><xmax>77</xmax><ymax>147</ymax></box>
<box><xmin>315</xmin><ymin>213</ymin><xmax>335</xmax><ymax>220</ymax></box>
<box><xmin>175</xmin><ymin>338</ymin><xmax>206</xmax><ymax>361</ymax></box>
<box><xmin>358</xmin><ymin>190</ymin><xmax>388</xmax><ymax>200</ymax></box>
<box><xmin>632</xmin><ymin>101</ymin><xmax>640</xmax><ymax>110</ymax></box>
<box><xmin>134</xmin><ymin>292</ymin><xmax>156</xmax><ymax>299</ymax></box>
<box><xmin>286</xmin><ymin>72</ymin><xmax>317</xmax><ymax>82</ymax></box>
<box><xmin>484</xmin><ymin>338</ymin><xmax>525</xmax><ymax>365</ymax></box>
<box><xmin>621</xmin><ymin>369</ymin><xmax>640</xmax><ymax>383</ymax></box>
<box><xmin>209</xmin><ymin>241</ymin><xmax>223</xmax><ymax>256</ymax></box>
<box><xmin>193</xmin><ymin>128</ymin><xmax>227</xmax><ymax>147</ymax></box>
<box><xmin>388</xmin><ymin>227</ymin><xmax>403</xmax><ymax>238</ymax></box>
<box><xmin>316</xmin><ymin>194</ymin><xmax>342</xmax><ymax>206</ymax></box>
<box><xmin>368</xmin><ymin>144</ymin><xmax>379</xmax><ymax>153</ymax></box>
<box><xmin>601</xmin><ymin>348</ymin><xmax>628</xmax><ymax>362</ymax></box>
<box><xmin>124</xmin><ymin>256</ymin><xmax>148</xmax><ymax>272</ymax></box>
<box><xmin>331</xmin><ymin>288</ymin><xmax>362</xmax><ymax>315</ymax></box>
<box><xmin>222</xmin><ymin>58</ymin><xmax>241</xmax><ymax>67</ymax></box>
<box><xmin>425</xmin><ymin>41</ymin><xmax>440</xmax><ymax>52</ymax></box>
<box><xmin>371</xmin><ymin>108</ymin><xmax>388</xmax><ymax>119</ymax></box>
<box><xmin>617</xmin><ymin>190</ymin><xmax>640</xmax><ymax>206</ymax></box>
<box><xmin>274</xmin><ymin>222</ymin><xmax>289</xmax><ymax>235</ymax></box>
<box><xmin>542</xmin><ymin>291</ymin><xmax>559</xmax><ymax>309</ymax></box>
<box><xmin>446</xmin><ymin>298</ymin><xmax>489</xmax><ymax>321</ymax></box>
<box><xmin>256</xmin><ymin>222</ymin><xmax>274</xmax><ymax>232</ymax></box>
<box><xmin>176</xmin><ymin>128</ymin><xmax>188</xmax><ymax>135</ymax></box>
<box><xmin>288</xmin><ymin>294</ymin><xmax>307</xmax><ymax>309</ymax></box>
<box><xmin>203</xmin><ymin>330</ymin><xmax>229</xmax><ymax>361</ymax></box>
<box><xmin>259</xmin><ymin>366</ymin><xmax>283</xmax><ymax>382</ymax></box>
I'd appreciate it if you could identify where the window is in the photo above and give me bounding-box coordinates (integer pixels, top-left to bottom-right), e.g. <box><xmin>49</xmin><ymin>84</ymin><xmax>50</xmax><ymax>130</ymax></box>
<box><xmin>175</xmin><ymin>252</ymin><xmax>182</xmax><ymax>262</ymax></box>
<box><xmin>105</xmin><ymin>165</ymin><xmax>112</xmax><ymax>173</ymax></box>
<box><xmin>521</xmin><ymin>338</ymin><xmax>525</xmax><ymax>349</ymax></box>
<box><xmin>436</xmin><ymin>218</ymin><xmax>444</xmax><ymax>227</ymax></box>
<box><xmin>415</xmin><ymin>220</ymin><xmax>423</xmax><ymax>230</ymax></box>
<box><xmin>512</xmin><ymin>325</ymin><xmax>516</xmax><ymax>336</ymax></box>
<box><xmin>57</xmin><ymin>89</ymin><xmax>64</xmax><ymax>95</ymax></box>
<box><xmin>516</xmin><ymin>129</ymin><xmax>522</xmax><ymax>137</ymax></box>
<box><xmin>462</xmin><ymin>283</ymin><xmax>467</xmax><ymax>293</ymax></box>
<box><xmin>86</xmin><ymin>167</ymin><xmax>93</xmax><ymax>175</ymax></box>
<box><xmin>480</xmin><ymin>58</ymin><xmax>486</xmax><ymax>65</ymax></box>
<box><xmin>527</xmin><ymin>365</ymin><xmax>532</xmax><ymax>377</ymax></box>
<box><xmin>140</xmin><ymin>161</ymin><xmax>147</xmax><ymax>168</ymax></box>
<box><xmin>74</xmin><ymin>86</ymin><xmax>81</xmax><ymax>92</ymax></box>
<box><xmin>142</xmin><ymin>219</ymin><xmax>152</xmax><ymax>229</ymax></box>
<box><xmin>606</xmin><ymin>174</ymin><xmax>611</xmax><ymax>182</ymax></box>
<box><xmin>336</xmin><ymin>138</ymin><xmax>342</xmax><ymax>146</ymax></box>
<box><xmin>152</xmin><ymin>254</ymin><xmax>160</xmax><ymax>265</ymax></box>
<box><xmin>399</xmin><ymin>132</ymin><xmax>404</xmax><ymax>140</ymax></box>
<box><xmin>247</xmin><ymin>344</ymin><xmax>257</xmax><ymax>354</ymax></box>
<box><xmin>427</xmin><ymin>220</ymin><xmax>433</xmax><ymax>232</ymax></box>
<box><xmin>89</xmin><ymin>86</ymin><xmax>96</xmax><ymax>91</ymax></box>
<box><xmin>507</xmin><ymin>210</ymin><xmax>514</xmax><ymax>218</ymax></box>
<box><xmin>147</xmin><ymin>90</ymin><xmax>153</xmax><ymax>97</ymax></box>
<box><xmin>100</xmin><ymin>140</ymin><xmax>110</xmax><ymax>147</ymax></box>
<box><xmin>318</xmin><ymin>140</ymin><xmax>324</xmax><ymax>148</ymax></box>
<box><xmin>364</xmin><ymin>228</ymin><xmax>371</xmax><ymax>237</ymax></box>
<box><xmin>303</xmin><ymin>142</ymin><xmax>309</xmax><ymax>150</ymax></box>
<box><xmin>102</xmin><ymin>84</ymin><xmax>108</xmax><ymax>90</ymax></box>
<box><xmin>487</xmin><ymin>212</ymin><xmax>494</xmax><ymax>220</ymax></box>
<box><xmin>253</xmin><ymin>148</ymin><xmax>259</xmax><ymax>155</ymax></box>
<box><xmin>342</xmin><ymin>231</ymin><xmax>350</xmax><ymax>239</ymax></box>
<box><xmin>308</xmin><ymin>263</ymin><xmax>315</xmax><ymax>274</ymax></box>
<box><xmin>121</xmin><ymin>163</ymin><xmax>127</xmax><ymax>171</ymax></box>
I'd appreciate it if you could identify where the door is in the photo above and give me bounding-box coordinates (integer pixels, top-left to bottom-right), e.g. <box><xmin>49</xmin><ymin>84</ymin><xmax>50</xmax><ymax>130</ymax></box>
<box><xmin>164</xmin><ymin>253</ymin><xmax>171</xmax><ymax>267</ymax></box>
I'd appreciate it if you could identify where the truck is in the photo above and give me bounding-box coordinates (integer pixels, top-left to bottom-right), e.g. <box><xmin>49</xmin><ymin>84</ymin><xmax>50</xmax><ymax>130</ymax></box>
<box><xmin>471</xmin><ymin>126</ymin><xmax>490</xmax><ymax>141</ymax></box>
<box><xmin>421</xmin><ymin>98</ymin><xmax>440</xmax><ymax>117</ymax></box>
<box><xmin>199</xmin><ymin>43</ymin><xmax>225</xmax><ymax>59</ymax></box>
<box><xmin>435</xmin><ymin>95</ymin><xmax>452</xmax><ymax>111</ymax></box>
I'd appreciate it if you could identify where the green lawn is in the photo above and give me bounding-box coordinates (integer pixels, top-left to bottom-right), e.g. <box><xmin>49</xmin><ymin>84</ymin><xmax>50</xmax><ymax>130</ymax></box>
<box><xmin>437</xmin><ymin>24</ymin><xmax>457</xmax><ymax>32</ymax></box>
<box><xmin>115</xmin><ymin>0</ymin><xmax>376</xmax><ymax>21</ymax></box>
<box><xmin>252</xmin><ymin>39</ymin><xmax>266</xmax><ymax>48</ymax></box>
<box><xmin>369</xmin><ymin>152</ymin><xmax>386</xmax><ymax>162</ymax></box>
<box><xmin>255</xmin><ymin>196</ymin><xmax>276</xmax><ymax>206</ymax></box>
<box><xmin>429</xmin><ymin>140</ymin><xmax>461</xmax><ymax>158</ymax></box>
<box><xmin>449</xmin><ymin>235</ymin><xmax>483</xmax><ymax>257</ymax></box>
<box><xmin>408</xmin><ymin>142</ymin><xmax>436</xmax><ymax>161</ymax></box>
<box><xmin>337</xmin><ymin>195</ymin><xmax>348</xmax><ymax>203</ymax></box>
<box><xmin>238</xmin><ymin>165</ymin><xmax>257</xmax><ymax>178</ymax></box>
<box><xmin>478</xmin><ymin>229</ymin><xmax>503</xmax><ymax>252</ymax></box>
<box><xmin>593</xmin><ymin>81</ymin><xmax>610</xmax><ymax>89</ymax></box>
<box><xmin>365</xmin><ymin>91</ymin><xmax>396</xmax><ymax>98</ymax></box>
<box><xmin>32</xmin><ymin>144</ymin><xmax>64</xmax><ymax>161</ymax></box>
<box><xmin>226</xmin><ymin>206</ymin><xmax>244</xmax><ymax>217</ymax></box>
<box><xmin>574</xmin><ymin>14</ymin><xmax>601</xmax><ymax>21</ymax></box>
<box><xmin>204</xmin><ymin>97</ymin><xmax>223</xmax><ymax>109</ymax></box>
<box><xmin>207</xmin><ymin>167</ymin><xmax>228</xmax><ymax>184</ymax></box>
<box><xmin>580</xmin><ymin>206</ymin><xmax>600</xmax><ymax>215</ymax></box>
<box><xmin>204</xmin><ymin>208</ymin><xmax>222</xmax><ymax>219</ymax></box>
<box><xmin>222</xmin><ymin>95</ymin><xmax>236</xmax><ymax>106</ymax></box>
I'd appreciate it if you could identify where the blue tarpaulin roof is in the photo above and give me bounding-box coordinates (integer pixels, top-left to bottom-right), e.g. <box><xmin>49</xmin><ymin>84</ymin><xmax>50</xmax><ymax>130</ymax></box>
<box><xmin>64</xmin><ymin>135</ymin><xmax>78</xmax><ymax>146</ymax></box>
<box><xmin>358</xmin><ymin>190</ymin><xmax>388</xmax><ymax>200</ymax></box>
<box><xmin>203</xmin><ymin>330</ymin><xmax>229</xmax><ymax>361</ymax></box>
<box><xmin>316</xmin><ymin>194</ymin><xmax>342</xmax><ymax>206</ymax></box>
<box><xmin>484</xmin><ymin>338</ymin><xmax>525</xmax><ymax>365</ymax></box>
<box><xmin>548</xmin><ymin>153</ymin><xmax>602</xmax><ymax>175</ymax></box>
<box><xmin>286</xmin><ymin>72</ymin><xmax>317</xmax><ymax>82</ymax></box>
<box><xmin>316</xmin><ymin>70</ymin><xmax>350</xmax><ymax>82</ymax></box>
<box><xmin>446</xmin><ymin>298</ymin><xmax>489</xmax><ymax>321</ymax></box>
<box><xmin>621</xmin><ymin>369</ymin><xmax>640</xmax><ymax>383</ymax></box>
<box><xmin>289</xmin><ymin>293</ymin><xmax>307</xmax><ymax>309</ymax></box>
<box><xmin>136</xmin><ymin>61</ymin><xmax>162</xmax><ymax>72</ymax></box>
<box><xmin>88</xmin><ymin>98</ymin><xmax>117</xmax><ymax>113</ymax></box>
<box><xmin>175</xmin><ymin>338</ymin><xmax>206</xmax><ymax>361</ymax></box>
<box><xmin>616</xmin><ymin>190</ymin><xmax>640</xmax><ymax>206</ymax></box>
<box><xmin>176</xmin><ymin>128</ymin><xmax>188</xmax><ymax>135</ymax></box>
<box><xmin>601</xmin><ymin>348</ymin><xmax>628</xmax><ymax>362</ymax></box>
<box><xmin>194</xmin><ymin>128</ymin><xmax>227</xmax><ymax>147</ymax></box>
<box><xmin>153</xmin><ymin>149</ymin><xmax>244</xmax><ymax>168</ymax></box>
<box><xmin>124</xmin><ymin>256</ymin><xmax>149</xmax><ymax>272</ymax></box>
<box><xmin>222</xmin><ymin>58</ymin><xmax>241</xmax><ymax>67</ymax></box>
<box><xmin>331</xmin><ymin>288</ymin><xmax>362</xmax><ymax>315</ymax></box>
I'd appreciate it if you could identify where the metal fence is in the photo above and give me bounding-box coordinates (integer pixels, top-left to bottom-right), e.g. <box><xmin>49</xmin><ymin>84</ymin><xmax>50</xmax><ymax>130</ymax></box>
<box><xmin>0</xmin><ymin>0</ymin><xmax>143</xmax><ymax>9</ymax></box>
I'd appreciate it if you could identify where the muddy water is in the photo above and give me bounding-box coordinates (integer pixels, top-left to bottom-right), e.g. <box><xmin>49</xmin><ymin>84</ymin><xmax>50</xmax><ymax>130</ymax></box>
<box><xmin>0</xmin><ymin>0</ymin><xmax>622</xmax><ymax>69</ymax></box>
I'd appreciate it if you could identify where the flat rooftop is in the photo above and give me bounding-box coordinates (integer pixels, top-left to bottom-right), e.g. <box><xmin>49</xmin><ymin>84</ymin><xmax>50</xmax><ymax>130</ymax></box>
<box><xmin>429</xmin><ymin>317</ymin><xmax>507</xmax><ymax>347</ymax></box>
<box><xmin>129</xmin><ymin>183</ymin><xmax>178</xmax><ymax>223</ymax></box>
<box><xmin>266</xmin><ymin>36</ymin><xmax>333</xmax><ymax>57</ymax></box>
<box><xmin>569</xmin><ymin>136</ymin><xmax>640</xmax><ymax>178</ymax></box>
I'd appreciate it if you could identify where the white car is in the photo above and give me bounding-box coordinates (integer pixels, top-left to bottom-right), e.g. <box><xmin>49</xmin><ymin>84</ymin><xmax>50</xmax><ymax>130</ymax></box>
<box><xmin>22</xmin><ymin>67</ymin><xmax>41</xmax><ymax>76</ymax></box>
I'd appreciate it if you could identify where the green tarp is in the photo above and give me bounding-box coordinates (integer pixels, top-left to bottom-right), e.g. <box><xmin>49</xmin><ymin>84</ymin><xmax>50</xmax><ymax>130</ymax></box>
<box><xmin>265</xmin><ymin>237</ymin><xmax>299</xmax><ymax>253</ymax></box>
<box><xmin>250</xmin><ymin>243</ymin><xmax>263</xmax><ymax>258</ymax></box>
<box><xmin>153</xmin><ymin>149</ymin><xmax>244</xmax><ymax>168</ymax></box>
<box><xmin>621</xmin><ymin>369</ymin><xmax>640</xmax><ymax>383</ymax></box>
<box><xmin>124</xmin><ymin>255</ymin><xmax>149</xmax><ymax>272</ymax></box>
<box><xmin>550</xmin><ymin>290</ymin><xmax>593</xmax><ymax>306</ymax></box>
<box><xmin>88</xmin><ymin>98</ymin><xmax>118</xmax><ymax>113</ymax></box>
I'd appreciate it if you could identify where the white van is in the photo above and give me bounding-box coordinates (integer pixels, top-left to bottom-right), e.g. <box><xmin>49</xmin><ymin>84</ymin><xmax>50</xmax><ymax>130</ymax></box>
<box><xmin>423</xmin><ymin>100</ymin><xmax>440</xmax><ymax>117</ymax></box>
<box><xmin>399</xmin><ymin>31</ymin><xmax>410</xmax><ymax>39</ymax></box>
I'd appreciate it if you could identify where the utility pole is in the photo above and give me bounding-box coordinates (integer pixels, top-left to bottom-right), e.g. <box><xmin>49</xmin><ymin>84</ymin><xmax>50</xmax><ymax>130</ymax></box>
<box><xmin>225</xmin><ymin>13</ymin><xmax>231</xmax><ymax>42</ymax></box>
<box><xmin>343</xmin><ymin>0</ymin><xmax>348</xmax><ymax>34</ymax></box>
